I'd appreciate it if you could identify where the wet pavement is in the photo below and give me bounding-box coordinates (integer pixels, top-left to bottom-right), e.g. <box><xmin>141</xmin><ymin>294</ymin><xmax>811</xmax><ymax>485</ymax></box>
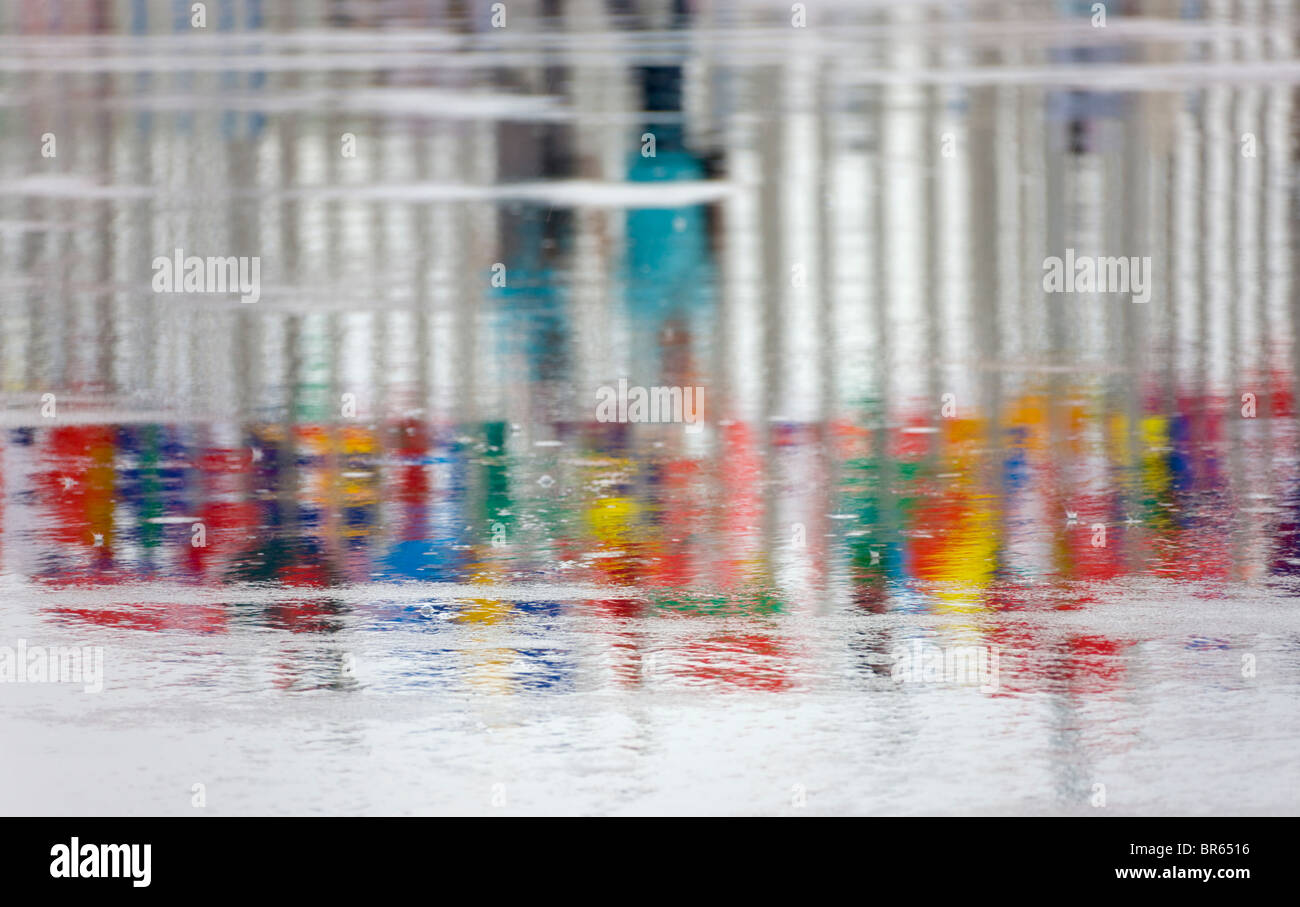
<box><xmin>1</xmin><ymin>0</ymin><xmax>1299</xmax><ymax>815</ymax></box>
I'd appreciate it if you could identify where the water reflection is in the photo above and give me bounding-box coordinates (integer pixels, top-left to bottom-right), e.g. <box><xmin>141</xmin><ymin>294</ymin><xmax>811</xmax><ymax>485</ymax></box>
<box><xmin>2</xmin><ymin>0</ymin><xmax>1299</xmax><ymax>813</ymax></box>
<box><xmin>4</xmin><ymin>374</ymin><xmax>1298</xmax><ymax>692</ymax></box>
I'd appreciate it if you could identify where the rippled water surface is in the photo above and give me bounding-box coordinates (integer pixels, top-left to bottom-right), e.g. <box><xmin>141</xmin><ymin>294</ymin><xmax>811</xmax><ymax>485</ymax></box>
<box><xmin>2</xmin><ymin>1</ymin><xmax>1300</xmax><ymax>815</ymax></box>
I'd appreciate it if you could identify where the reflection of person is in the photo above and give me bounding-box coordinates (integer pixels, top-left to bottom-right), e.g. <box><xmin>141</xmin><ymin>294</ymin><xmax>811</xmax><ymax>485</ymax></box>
<box><xmin>624</xmin><ymin>48</ymin><xmax>716</xmax><ymax>432</ymax></box>
<box><xmin>625</xmin><ymin>59</ymin><xmax>712</xmax><ymax>329</ymax></box>
<box><xmin>1047</xmin><ymin>1</ymin><xmax>1130</xmax><ymax>153</ymax></box>
<box><xmin>491</xmin><ymin>102</ymin><xmax>574</xmax><ymax>385</ymax></box>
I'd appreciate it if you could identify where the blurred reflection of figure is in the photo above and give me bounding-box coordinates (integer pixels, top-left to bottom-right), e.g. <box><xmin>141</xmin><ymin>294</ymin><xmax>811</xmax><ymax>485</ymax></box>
<box><xmin>623</xmin><ymin>6</ymin><xmax>715</xmax><ymax>408</ymax></box>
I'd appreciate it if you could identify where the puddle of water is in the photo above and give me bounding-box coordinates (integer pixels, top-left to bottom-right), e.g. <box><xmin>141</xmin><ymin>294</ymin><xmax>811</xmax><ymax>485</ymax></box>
<box><xmin>1</xmin><ymin>1</ymin><xmax>1299</xmax><ymax>815</ymax></box>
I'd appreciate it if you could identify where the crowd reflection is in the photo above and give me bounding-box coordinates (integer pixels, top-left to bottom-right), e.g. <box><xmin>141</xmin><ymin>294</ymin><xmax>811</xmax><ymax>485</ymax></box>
<box><xmin>4</xmin><ymin>364</ymin><xmax>1295</xmax><ymax>694</ymax></box>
